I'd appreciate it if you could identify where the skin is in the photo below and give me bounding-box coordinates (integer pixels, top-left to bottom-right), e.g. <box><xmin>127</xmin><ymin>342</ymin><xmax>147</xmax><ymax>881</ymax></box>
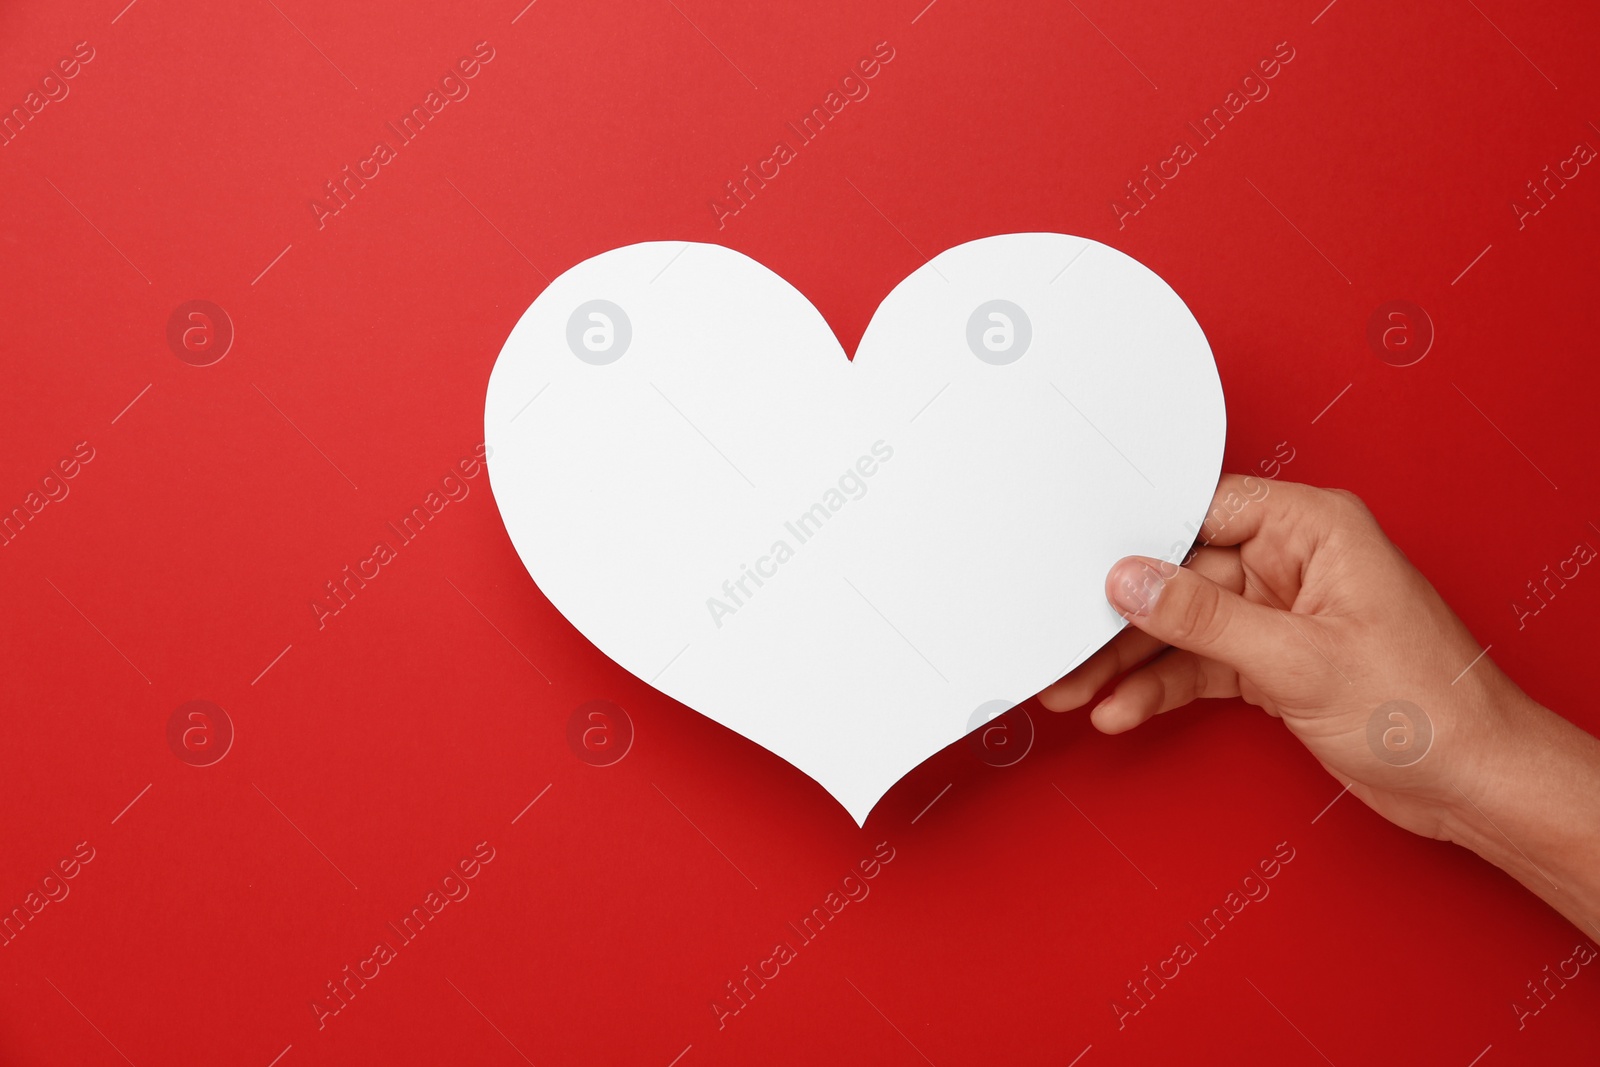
<box><xmin>1037</xmin><ymin>475</ymin><xmax>1600</xmax><ymax>937</ymax></box>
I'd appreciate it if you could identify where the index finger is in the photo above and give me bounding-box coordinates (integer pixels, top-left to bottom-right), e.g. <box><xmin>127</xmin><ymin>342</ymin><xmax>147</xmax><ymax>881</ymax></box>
<box><xmin>1194</xmin><ymin>473</ymin><xmax>1328</xmax><ymax>551</ymax></box>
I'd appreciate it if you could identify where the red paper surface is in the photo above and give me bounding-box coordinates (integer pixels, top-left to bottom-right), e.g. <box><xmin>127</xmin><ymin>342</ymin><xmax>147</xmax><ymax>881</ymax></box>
<box><xmin>2</xmin><ymin>1</ymin><xmax>1597</xmax><ymax>1063</ymax></box>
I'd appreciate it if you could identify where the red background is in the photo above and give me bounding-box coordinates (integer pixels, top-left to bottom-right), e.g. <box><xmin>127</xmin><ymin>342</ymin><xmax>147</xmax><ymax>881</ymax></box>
<box><xmin>2</xmin><ymin>0</ymin><xmax>1598</xmax><ymax>1063</ymax></box>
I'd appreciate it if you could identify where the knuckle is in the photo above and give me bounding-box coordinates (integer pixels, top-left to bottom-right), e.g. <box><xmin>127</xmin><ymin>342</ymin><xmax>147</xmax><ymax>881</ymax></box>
<box><xmin>1150</xmin><ymin>669</ymin><xmax>1174</xmax><ymax>713</ymax></box>
<box><xmin>1171</xmin><ymin>578</ymin><xmax>1227</xmax><ymax>646</ymax></box>
<box><xmin>1324</xmin><ymin>486</ymin><xmax>1375</xmax><ymax>521</ymax></box>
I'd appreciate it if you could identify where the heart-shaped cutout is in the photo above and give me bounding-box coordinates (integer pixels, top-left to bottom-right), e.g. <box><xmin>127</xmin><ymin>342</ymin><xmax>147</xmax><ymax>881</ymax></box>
<box><xmin>485</xmin><ymin>234</ymin><xmax>1225</xmax><ymax>823</ymax></box>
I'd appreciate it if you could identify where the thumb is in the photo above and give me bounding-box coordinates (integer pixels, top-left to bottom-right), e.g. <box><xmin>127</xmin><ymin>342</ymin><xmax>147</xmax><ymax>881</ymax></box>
<box><xmin>1105</xmin><ymin>555</ymin><xmax>1294</xmax><ymax>677</ymax></box>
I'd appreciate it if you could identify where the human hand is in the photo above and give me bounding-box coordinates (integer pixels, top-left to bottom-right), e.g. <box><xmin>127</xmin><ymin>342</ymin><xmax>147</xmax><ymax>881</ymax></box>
<box><xmin>1037</xmin><ymin>475</ymin><xmax>1600</xmax><ymax>933</ymax></box>
<box><xmin>1039</xmin><ymin>475</ymin><xmax>1532</xmax><ymax>841</ymax></box>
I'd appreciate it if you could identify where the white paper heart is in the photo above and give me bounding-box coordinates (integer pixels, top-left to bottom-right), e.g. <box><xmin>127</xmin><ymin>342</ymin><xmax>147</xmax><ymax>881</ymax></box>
<box><xmin>485</xmin><ymin>234</ymin><xmax>1224</xmax><ymax>823</ymax></box>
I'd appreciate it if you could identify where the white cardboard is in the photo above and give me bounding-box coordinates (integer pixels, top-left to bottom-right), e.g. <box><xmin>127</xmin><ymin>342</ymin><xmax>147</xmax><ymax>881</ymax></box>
<box><xmin>485</xmin><ymin>234</ymin><xmax>1225</xmax><ymax>824</ymax></box>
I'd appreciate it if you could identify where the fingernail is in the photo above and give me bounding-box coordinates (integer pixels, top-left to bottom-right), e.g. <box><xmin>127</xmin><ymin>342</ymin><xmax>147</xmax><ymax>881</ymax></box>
<box><xmin>1108</xmin><ymin>558</ymin><xmax>1164</xmax><ymax>617</ymax></box>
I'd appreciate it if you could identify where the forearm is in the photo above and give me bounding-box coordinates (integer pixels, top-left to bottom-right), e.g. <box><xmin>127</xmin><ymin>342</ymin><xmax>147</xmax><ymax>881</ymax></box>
<box><xmin>1443</xmin><ymin>696</ymin><xmax>1600</xmax><ymax>936</ymax></box>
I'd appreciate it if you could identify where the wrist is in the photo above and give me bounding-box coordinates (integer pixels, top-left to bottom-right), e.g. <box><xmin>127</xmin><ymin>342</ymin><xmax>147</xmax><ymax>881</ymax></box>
<box><xmin>1436</xmin><ymin>690</ymin><xmax>1545</xmax><ymax>849</ymax></box>
<box><xmin>1435</xmin><ymin>691</ymin><xmax>1600</xmax><ymax>930</ymax></box>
